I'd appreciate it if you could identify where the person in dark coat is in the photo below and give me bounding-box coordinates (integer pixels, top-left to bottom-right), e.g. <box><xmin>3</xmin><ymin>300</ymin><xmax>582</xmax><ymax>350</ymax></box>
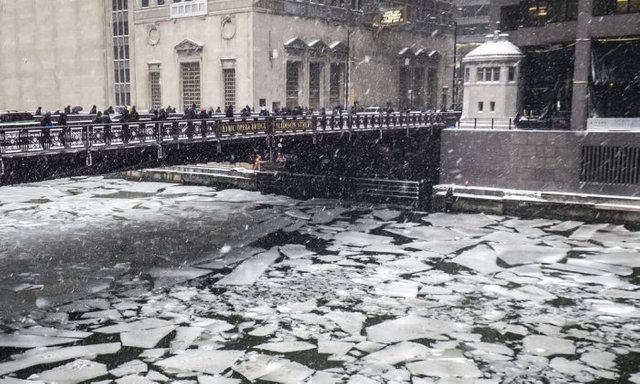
<box><xmin>101</xmin><ymin>110</ymin><xmax>112</xmax><ymax>124</ymax></box>
<box><xmin>129</xmin><ymin>106</ymin><xmax>139</xmax><ymax>122</ymax></box>
<box><xmin>93</xmin><ymin>111</ymin><xmax>103</xmax><ymax>124</ymax></box>
<box><xmin>158</xmin><ymin>108</ymin><xmax>168</xmax><ymax>121</ymax></box>
<box><xmin>186</xmin><ymin>104</ymin><xmax>197</xmax><ymax>120</ymax></box>
<box><xmin>225</xmin><ymin>105</ymin><xmax>234</xmax><ymax>118</ymax></box>
<box><xmin>35</xmin><ymin>106</ymin><xmax>42</xmax><ymax>116</ymax></box>
<box><xmin>56</xmin><ymin>113</ymin><xmax>67</xmax><ymax>127</ymax></box>
<box><xmin>106</xmin><ymin>106</ymin><xmax>115</xmax><ymax>115</ymax></box>
<box><xmin>120</xmin><ymin>107</ymin><xmax>130</xmax><ymax>123</ymax></box>
<box><xmin>89</xmin><ymin>105</ymin><xmax>97</xmax><ymax>114</ymax></box>
<box><xmin>40</xmin><ymin>111</ymin><xmax>53</xmax><ymax>127</ymax></box>
<box><xmin>64</xmin><ymin>105</ymin><xmax>71</xmax><ymax>115</ymax></box>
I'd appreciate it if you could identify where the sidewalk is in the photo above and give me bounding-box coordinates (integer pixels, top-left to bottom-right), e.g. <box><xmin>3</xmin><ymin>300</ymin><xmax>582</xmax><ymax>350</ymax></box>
<box><xmin>432</xmin><ymin>184</ymin><xmax>640</xmax><ymax>225</ymax></box>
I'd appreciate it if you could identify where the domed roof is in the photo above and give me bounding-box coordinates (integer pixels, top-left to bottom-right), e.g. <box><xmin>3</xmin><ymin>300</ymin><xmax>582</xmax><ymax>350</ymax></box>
<box><xmin>463</xmin><ymin>32</ymin><xmax>522</xmax><ymax>63</ymax></box>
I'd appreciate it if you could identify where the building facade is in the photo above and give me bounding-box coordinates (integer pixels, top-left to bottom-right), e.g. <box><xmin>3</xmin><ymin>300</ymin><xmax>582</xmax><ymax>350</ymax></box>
<box><xmin>0</xmin><ymin>0</ymin><xmax>455</xmax><ymax>114</ymax></box>
<box><xmin>491</xmin><ymin>0</ymin><xmax>640</xmax><ymax>130</ymax></box>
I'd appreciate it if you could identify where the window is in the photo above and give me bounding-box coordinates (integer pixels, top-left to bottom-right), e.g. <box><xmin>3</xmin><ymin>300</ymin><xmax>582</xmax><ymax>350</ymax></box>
<box><xmin>149</xmin><ymin>71</ymin><xmax>162</xmax><ymax>109</ymax></box>
<box><xmin>490</xmin><ymin>101</ymin><xmax>496</xmax><ymax>111</ymax></box>
<box><xmin>157</xmin><ymin>0</ymin><xmax>164</xmax><ymax>4</ymax></box>
<box><xmin>170</xmin><ymin>0</ymin><xmax>207</xmax><ymax>18</ymax></box>
<box><xmin>548</xmin><ymin>0</ymin><xmax>578</xmax><ymax>21</ymax></box>
<box><xmin>223</xmin><ymin>68</ymin><xmax>236</xmax><ymax>108</ymax></box>
<box><xmin>181</xmin><ymin>62</ymin><xmax>201</xmax><ymax>110</ymax></box>
<box><xmin>464</xmin><ymin>67</ymin><xmax>470</xmax><ymax>83</ymax></box>
<box><xmin>477</xmin><ymin>67</ymin><xmax>501</xmax><ymax>82</ymax></box>
<box><xmin>478</xmin><ymin>101</ymin><xmax>484</xmax><ymax>112</ymax></box>
<box><xmin>309</xmin><ymin>62</ymin><xmax>323</xmax><ymax>110</ymax></box>
<box><xmin>508</xmin><ymin>67</ymin><xmax>516</xmax><ymax>82</ymax></box>
<box><xmin>524</xmin><ymin>0</ymin><xmax>549</xmax><ymax>26</ymax></box>
<box><xmin>330</xmin><ymin>63</ymin><xmax>345</xmax><ymax>108</ymax></box>
<box><xmin>287</xmin><ymin>61</ymin><xmax>301</xmax><ymax>108</ymax></box>
<box><xmin>141</xmin><ymin>0</ymin><xmax>149</xmax><ymax>7</ymax></box>
<box><xmin>112</xmin><ymin>0</ymin><xmax>130</xmax><ymax>107</ymax></box>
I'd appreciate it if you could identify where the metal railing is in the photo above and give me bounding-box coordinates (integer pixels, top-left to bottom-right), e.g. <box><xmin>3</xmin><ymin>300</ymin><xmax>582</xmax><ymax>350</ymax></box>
<box><xmin>0</xmin><ymin>112</ymin><xmax>458</xmax><ymax>158</ymax></box>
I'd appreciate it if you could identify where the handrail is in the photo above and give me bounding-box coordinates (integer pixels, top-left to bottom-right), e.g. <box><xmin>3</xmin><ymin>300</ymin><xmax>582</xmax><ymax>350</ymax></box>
<box><xmin>0</xmin><ymin>112</ymin><xmax>457</xmax><ymax>157</ymax></box>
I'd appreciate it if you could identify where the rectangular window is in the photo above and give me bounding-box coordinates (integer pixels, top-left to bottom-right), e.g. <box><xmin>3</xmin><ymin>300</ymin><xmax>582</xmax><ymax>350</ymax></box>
<box><xmin>464</xmin><ymin>67</ymin><xmax>470</xmax><ymax>83</ymax></box>
<box><xmin>490</xmin><ymin>101</ymin><xmax>496</xmax><ymax>111</ymax></box>
<box><xmin>477</xmin><ymin>67</ymin><xmax>501</xmax><ymax>82</ymax></box>
<box><xmin>142</xmin><ymin>0</ymin><xmax>149</xmax><ymax>7</ymax></box>
<box><xmin>157</xmin><ymin>0</ymin><xmax>164</xmax><ymax>4</ymax></box>
<box><xmin>181</xmin><ymin>62</ymin><xmax>201</xmax><ymax>111</ymax></box>
<box><xmin>329</xmin><ymin>63</ymin><xmax>345</xmax><ymax>108</ymax></box>
<box><xmin>309</xmin><ymin>62</ymin><xmax>323</xmax><ymax>110</ymax></box>
<box><xmin>223</xmin><ymin>68</ymin><xmax>236</xmax><ymax>108</ymax></box>
<box><xmin>112</xmin><ymin>0</ymin><xmax>130</xmax><ymax>107</ymax></box>
<box><xmin>508</xmin><ymin>67</ymin><xmax>516</xmax><ymax>81</ymax></box>
<box><xmin>170</xmin><ymin>0</ymin><xmax>207</xmax><ymax>18</ymax></box>
<box><xmin>287</xmin><ymin>61</ymin><xmax>301</xmax><ymax>108</ymax></box>
<box><xmin>149</xmin><ymin>72</ymin><xmax>162</xmax><ymax>109</ymax></box>
<box><xmin>478</xmin><ymin>101</ymin><xmax>484</xmax><ymax>112</ymax></box>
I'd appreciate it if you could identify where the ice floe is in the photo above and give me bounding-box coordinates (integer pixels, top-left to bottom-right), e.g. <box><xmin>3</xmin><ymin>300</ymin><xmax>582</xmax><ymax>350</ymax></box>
<box><xmin>154</xmin><ymin>350</ymin><xmax>244</xmax><ymax>375</ymax></box>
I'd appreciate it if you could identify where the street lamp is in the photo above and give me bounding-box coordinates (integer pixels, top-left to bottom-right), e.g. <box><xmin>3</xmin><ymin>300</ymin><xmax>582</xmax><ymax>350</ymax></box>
<box><xmin>452</xmin><ymin>18</ymin><xmax>458</xmax><ymax>109</ymax></box>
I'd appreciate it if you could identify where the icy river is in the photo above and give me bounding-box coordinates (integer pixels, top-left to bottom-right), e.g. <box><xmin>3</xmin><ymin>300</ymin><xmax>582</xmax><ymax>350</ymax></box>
<box><xmin>0</xmin><ymin>176</ymin><xmax>639</xmax><ymax>383</ymax></box>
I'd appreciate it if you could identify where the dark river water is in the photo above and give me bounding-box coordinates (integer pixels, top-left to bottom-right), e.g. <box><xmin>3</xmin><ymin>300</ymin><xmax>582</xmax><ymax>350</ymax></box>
<box><xmin>0</xmin><ymin>176</ymin><xmax>638</xmax><ymax>383</ymax></box>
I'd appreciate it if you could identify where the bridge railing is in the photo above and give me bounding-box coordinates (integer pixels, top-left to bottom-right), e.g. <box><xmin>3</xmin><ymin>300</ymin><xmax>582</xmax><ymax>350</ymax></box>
<box><xmin>0</xmin><ymin>112</ymin><xmax>459</xmax><ymax>157</ymax></box>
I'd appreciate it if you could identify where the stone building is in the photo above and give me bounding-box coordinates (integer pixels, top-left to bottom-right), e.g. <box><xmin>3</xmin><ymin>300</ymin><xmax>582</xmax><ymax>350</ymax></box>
<box><xmin>0</xmin><ymin>0</ymin><xmax>455</xmax><ymax>114</ymax></box>
<box><xmin>460</xmin><ymin>32</ymin><xmax>523</xmax><ymax>122</ymax></box>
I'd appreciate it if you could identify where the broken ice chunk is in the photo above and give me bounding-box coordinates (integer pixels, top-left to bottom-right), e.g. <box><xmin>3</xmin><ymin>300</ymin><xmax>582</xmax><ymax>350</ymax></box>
<box><xmin>0</xmin><ymin>343</ymin><xmax>121</xmax><ymax>376</ymax></box>
<box><xmin>257</xmin><ymin>360</ymin><xmax>314</xmax><ymax>383</ymax></box>
<box><xmin>580</xmin><ymin>350</ymin><xmax>617</xmax><ymax>370</ymax></box>
<box><xmin>95</xmin><ymin>318</ymin><xmax>175</xmax><ymax>334</ymax></box>
<box><xmin>307</xmin><ymin>371</ymin><xmax>343</xmax><ymax>383</ymax></box>
<box><xmin>493</xmin><ymin>243</ymin><xmax>566</xmax><ymax>265</ymax></box>
<box><xmin>0</xmin><ymin>334</ymin><xmax>80</xmax><ymax>348</ymax></box>
<box><xmin>115</xmin><ymin>374</ymin><xmax>157</xmax><ymax>384</ymax></box>
<box><xmin>279</xmin><ymin>244</ymin><xmax>315</xmax><ymax>259</ymax></box>
<box><xmin>366</xmin><ymin>315</ymin><xmax>468</xmax><ymax>344</ymax></box>
<box><xmin>452</xmin><ymin>244</ymin><xmax>504</xmax><ymax>275</ymax></box>
<box><xmin>325</xmin><ymin>311</ymin><xmax>366</xmax><ymax>336</ymax></box>
<box><xmin>32</xmin><ymin>359</ymin><xmax>107</xmax><ymax>384</ymax></box>
<box><xmin>318</xmin><ymin>339</ymin><xmax>354</xmax><ymax>355</ymax></box>
<box><xmin>254</xmin><ymin>341</ymin><xmax>316</xmax><ymax>353</ymax></box>
<box><xmin>197</xmin><ymin>375</ymin><xmax>241</xmax><ymax>384</ymax></box>
<box><xmin>216</xmin><ymin>248</ymin><xmax>280</xmax><ymax>286</ymax></box>
<box><xmin>154</xmin><ymin>350</ymin><xmax>244</xmax><ymax>375</ymax></box>
<box><xmin>522</xmin><ymin>335</ymin><xmax>575</xmax><ymax>356</ymax></box>
<box><xmin>363</xmin><ymin>341</ymin><xmax>432</xmax><ymax>365</ymax></box>
<box><xmin>110</xmin><ymin>360</ymin><xmax>148</xmax><ymax>377</ymax></box>
<box><xmin>17</xmin><ymin>327</ymin><xmax>92</xmax><ymax>339</ymax></box>
<box><xmin>149</xmin><ymin>267</ymin><xmax>210</xmax><ymax>288</ymax></box>
<box><xmin>482</xmin><ymin>284</ymin><xmax>556</xmax><ymax>302</ymax></box>
<box><xmin>374</xmin><ymin>281</ymin><xmax>420</xmax><ymax>298</ymax></box>
<box><xmin>171</xmin><ymin>327</ymin><xmax>204</xmax><ymax>352</ymax></box>
<box><xmin>406</xmin><ymin>358</ymin><xmax>482</xmax><ymax>378</ymax></box>
<box><xmin>333</xmin><ymin>231</ymin><xmax>394</xmax><ymax>247</ymax></box>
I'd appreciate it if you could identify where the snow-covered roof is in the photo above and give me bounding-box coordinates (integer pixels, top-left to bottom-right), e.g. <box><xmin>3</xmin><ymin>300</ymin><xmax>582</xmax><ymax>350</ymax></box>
<box><xmin>463</xmin><ymin>32</ymin><xmax>522</xmax><ymax>63</ymax></box>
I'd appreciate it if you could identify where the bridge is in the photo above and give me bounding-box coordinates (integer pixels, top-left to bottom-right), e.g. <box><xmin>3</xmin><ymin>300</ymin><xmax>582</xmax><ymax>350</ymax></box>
<box><xmin>0</xmin><ymin>112</ymin><xmax>458</xmax><ymax>205</ymax></box>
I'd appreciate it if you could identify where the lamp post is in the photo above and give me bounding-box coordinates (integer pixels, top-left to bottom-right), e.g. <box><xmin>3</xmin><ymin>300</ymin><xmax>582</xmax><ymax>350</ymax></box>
<box><xmin>452</xmin><ymin>20</ymin><xmax>458</xmax><ymax>109</ymax></box>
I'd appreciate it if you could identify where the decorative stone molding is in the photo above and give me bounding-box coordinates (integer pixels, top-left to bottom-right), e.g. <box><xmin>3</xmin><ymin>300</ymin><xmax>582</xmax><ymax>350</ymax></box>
<box><xmin>174</xmin><ymin>39</ymin><xmax>204</xmax><ymax>57</ymax></box>
<box><xmin>221</xmin><ymin>16</ymin><xmax>236</xmax><ymax>40</ymax></box>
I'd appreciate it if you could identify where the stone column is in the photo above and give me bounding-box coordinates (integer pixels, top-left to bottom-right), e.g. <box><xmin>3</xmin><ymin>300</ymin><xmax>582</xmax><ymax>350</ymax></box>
<box><xmin>570</xmin><ymin>0</ymin><xmax>593</xmax><ymax>131</ymax></box>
